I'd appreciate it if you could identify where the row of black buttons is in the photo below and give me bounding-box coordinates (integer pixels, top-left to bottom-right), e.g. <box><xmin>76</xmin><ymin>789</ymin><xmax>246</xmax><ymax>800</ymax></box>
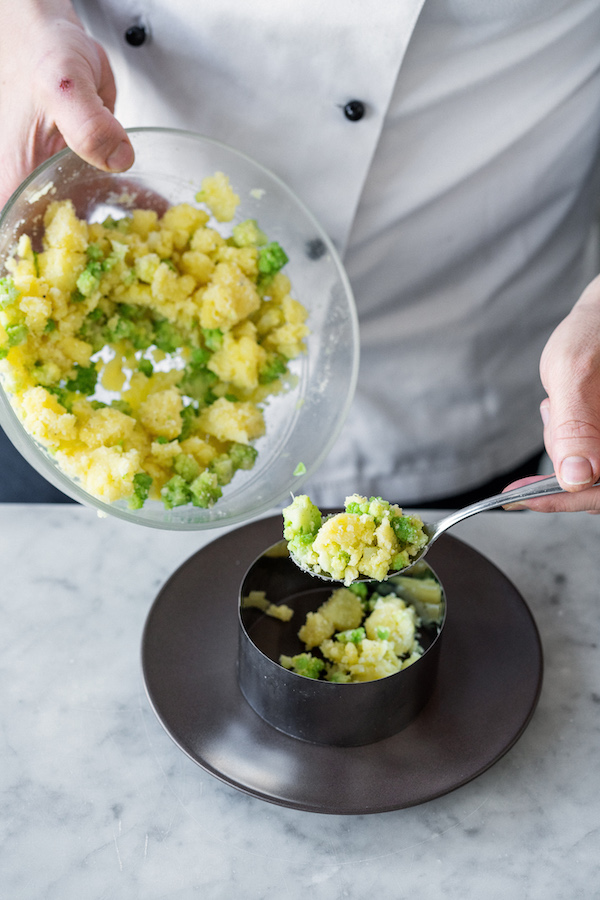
<box><xmin>124</xmin><ymin>26</ymin><xmax>366</xmax><ymax>121</ymax></box>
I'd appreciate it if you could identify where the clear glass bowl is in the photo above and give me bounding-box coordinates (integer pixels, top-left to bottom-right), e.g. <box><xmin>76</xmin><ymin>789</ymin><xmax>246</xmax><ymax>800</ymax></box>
<box><xmin>0</xmin><ymin>128</ymin><xmax>359</xmax><ymax>529</ymax></box>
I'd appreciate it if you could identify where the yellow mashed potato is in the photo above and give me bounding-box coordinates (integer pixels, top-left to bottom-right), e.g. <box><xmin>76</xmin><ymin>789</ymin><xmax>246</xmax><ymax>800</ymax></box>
<box><xmin>283</xmin><ymin>494</ymin><xmax>429</xmax><ymax>585</ymax></box>
<box><xmin>0</xmin><ymin>172</ymin><xmax>309</xmax><ymax>509</ymax></box>
<box><xmin>279</xmin><ymin>573</ymin><xmax>443</xmax><ymax>682</ymax></box>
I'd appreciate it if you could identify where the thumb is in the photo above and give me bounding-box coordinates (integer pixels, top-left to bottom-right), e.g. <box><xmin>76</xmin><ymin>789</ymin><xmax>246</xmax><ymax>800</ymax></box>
<box><xmin>540</xmin><ymin>282</ymin><xmax>600</xmax><ymax>491</ymax></box>
<box><xmin>43</xmin><ymin>43</ymin><xmax>134</xmax><ymax>173</ymax></box>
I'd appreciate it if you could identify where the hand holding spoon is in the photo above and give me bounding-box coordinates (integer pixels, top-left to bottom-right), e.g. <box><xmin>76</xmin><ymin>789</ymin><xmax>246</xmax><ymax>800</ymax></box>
<box><xmin>288</xmin><ymin>474</ymin><xmax>599</xmax><ymax>583</ymax></box>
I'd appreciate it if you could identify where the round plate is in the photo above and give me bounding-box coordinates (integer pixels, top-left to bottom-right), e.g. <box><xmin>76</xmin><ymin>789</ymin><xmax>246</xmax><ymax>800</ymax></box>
<box><xmin>141</xmin><ymin>517</ymin><xmax>543</xmax><ymax>815</ymax></box>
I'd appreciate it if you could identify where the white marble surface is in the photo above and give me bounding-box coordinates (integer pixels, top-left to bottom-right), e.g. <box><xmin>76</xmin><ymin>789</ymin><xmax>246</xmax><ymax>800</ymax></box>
<box><xmin>1</xmin><ymin>503</ymin><xmax>599</xmax><ymax>899</ymax></box>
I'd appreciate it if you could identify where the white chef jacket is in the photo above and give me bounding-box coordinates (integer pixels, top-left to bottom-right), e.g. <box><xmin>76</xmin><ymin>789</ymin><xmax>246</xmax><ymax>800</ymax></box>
<box><xmin>74</xmin><ymin>0</ymin><xmax>600</xmax><ymax>505</ymax></box>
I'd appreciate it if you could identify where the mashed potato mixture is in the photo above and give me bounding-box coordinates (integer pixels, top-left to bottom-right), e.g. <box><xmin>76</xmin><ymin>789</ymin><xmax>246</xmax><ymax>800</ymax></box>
<box><xmin>283</xmin><ymin>494</ymin><xmax>429</xmax><ymax>585</ymax></box>
<box><xmin>279</xmin><ymin>568</ymin><xmax>443</xmax><ymax>682</ymax></box>
<box><xmin>0</xmin><ymin>173</ymin><xmax>308</xmax><ymax>509</ymax></box>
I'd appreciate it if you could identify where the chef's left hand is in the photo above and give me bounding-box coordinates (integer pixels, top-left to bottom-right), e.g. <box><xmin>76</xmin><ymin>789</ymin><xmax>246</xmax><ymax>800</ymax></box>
<box><xmin>504</xmin><ymin>272</ymin><xmax>600</xmax><ymax>512</ymax></box>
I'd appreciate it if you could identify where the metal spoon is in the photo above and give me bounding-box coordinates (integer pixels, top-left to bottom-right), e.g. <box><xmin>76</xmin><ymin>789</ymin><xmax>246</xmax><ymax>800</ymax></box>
<box><xmin>289</xmin><ymin>474</ymin><xmax>599</xmax><ymax>583</ymax></box>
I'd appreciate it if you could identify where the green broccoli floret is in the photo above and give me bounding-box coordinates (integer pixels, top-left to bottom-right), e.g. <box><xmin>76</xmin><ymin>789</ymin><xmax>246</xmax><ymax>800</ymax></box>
<box><xmin>229</xmin><ymin>442</ymin><xmax>258</xmax><ymax>471</ymax></box>
<box><xmin>201</xmin><ymin>327</ymin><xmax>223</xmax><ymax>352</ymax></box>
<box><xmin>0</xmin><ymin>276</ymin><xmax>19</xmax><ymax>309</ymax></box>
<box><xmin>179</xmin><ymin>404</ymin><xmax>199</xmax><ymax>440</ymax></box>
<box><xmin>257</xmin><ymin>242</ymin><xmax>289</xmax><ymax>277</ymax></box>
<box><xmin>173</xmin><ymin>453</ymin><xmax>201</xmax><ymax>483</ymax></box>
<box><xmin>101</xmin><ymin>215</ymin><xmax>131</xmax><ymax>233</ymax></box>
<box><xmin>137</xmin><ymin>358</ymin><xmax>153</xmax><ymax>377</ymax></box>
<box><xmin>76</xmin><ymin>250</ymin><xmax>109</xmax><ymax>297</ymax></box>
<box><xmin>279</xmin><ymin>653</ymin><xmax>325</xmax><ymax>680</ymax></box>
<box><xmin>335</xmin><ymin>627</ymin><xmax>366</xmax><ymax>644</ymax></box>
<box><xmin>189</xmin><ymin>471</ymin><xmax>222</xmax><ymax>508</ymax></box>
<box><xmin>110</xmin><ymin>399</ymin><xmax>132</xmax><ymax>415</ymax></box>
<box><xmin>161</xmin><ymin>474</ymin><xmax>192</xmax><ymax>509</ymax></box>
<box><xmin>209</xmin><ymin>454</ymin><xmax>234</xmax><ymax>486</ymax></box>
<box><xmin>128</xmin><ymin>472</ymin><xmax>153</xmax><ymax>510</ymax></box>
<box><xmin>258</xmin><ymin>352</ymin><xmax>288</xmax><ymax>385</ymax></box>
<box><xmin>376</xmin><ymin>627</ymin><xmax>391</xmax><ymax>640</ymax></box>
<box><xmin>391</xmin><ymin>515</ymin><xmax>421</xmax><ymax>547</ymax></box>
<box><xmin>153</xmin><ymin>318</ymin><xmax>186</xmax><ymax>353</ymax></box>
<box><xmin>44</xmin><ymin>319</ymin><xmax>57</xmax><ymax>334</ymax></box>
<box><xmin>65</xmin><ymin>363</ymin><xmax>98</xmax><ymax>395</ymax></box>
<box><xmin>282</xmin><ymin>494</ymin><xmax>322</xmax><ymax>542</ymax></box>
<box><xmin>86</xmin><ymin>243</ymin><xmax>104</xmax><ymax>262</ymax></box>
<box><xmin>231</xmin><ymin>218</ymin><xmax>268</xmax><ymax>248</ymax></box>
<box><xmin>179</xmin><ymin>364</ymin><xmax>218</xmax><ymax>406</ymax></box>
<box><xmin>5</xmin><ymin>323</ymin><xmax>29</xmax><ymax>348</ymax></box>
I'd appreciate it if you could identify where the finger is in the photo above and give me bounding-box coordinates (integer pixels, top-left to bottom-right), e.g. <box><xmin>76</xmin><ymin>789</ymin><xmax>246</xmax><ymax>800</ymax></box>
<box><xmin>41</xmin><ymin>44</ymin><xmax>134</xmax><ymax>173</ymax></box>
<box><xmin>539</xmin><ymin>290</ymin><xmax>600</xmax><ymax>492</ymax></box>
<box><xmin>501</xmin><ymin>474</ymin><xmax>600</xmax><ymax>512</ymax></box>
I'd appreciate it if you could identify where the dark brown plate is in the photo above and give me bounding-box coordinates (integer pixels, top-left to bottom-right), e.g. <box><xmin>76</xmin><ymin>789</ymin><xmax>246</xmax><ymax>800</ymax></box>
<box><xmin>141</xmin><ymin>516</ymin><xmax>543</xmax><ymax>815</ymax></box>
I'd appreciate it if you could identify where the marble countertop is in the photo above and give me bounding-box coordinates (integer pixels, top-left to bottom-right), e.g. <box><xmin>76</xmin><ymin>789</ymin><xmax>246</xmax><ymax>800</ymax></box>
<box><xmin>1</xmin><ymin>503</ymin><xmax>599</xmax><ymax>899</ymax></box>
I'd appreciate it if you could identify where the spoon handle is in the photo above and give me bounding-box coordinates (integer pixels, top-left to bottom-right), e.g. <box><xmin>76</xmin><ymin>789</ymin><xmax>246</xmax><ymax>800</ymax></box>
<box><xmin>433</xmin><ymin>474</ymin><xmax>599</xmax><ymax>539</ymax></box>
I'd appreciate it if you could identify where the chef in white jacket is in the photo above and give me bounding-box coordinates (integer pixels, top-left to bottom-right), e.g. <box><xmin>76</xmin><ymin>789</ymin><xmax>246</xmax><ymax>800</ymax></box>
<box><xmin>1</xmin><ymin>0</ymin><xmax>600</xmax><ymax>512</ymax></box>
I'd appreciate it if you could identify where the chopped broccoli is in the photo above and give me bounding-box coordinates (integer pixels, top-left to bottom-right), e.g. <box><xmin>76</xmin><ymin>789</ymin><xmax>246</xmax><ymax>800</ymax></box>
<box><xmin>283</xmin><ymin>494</ymin><xmax>322</xmax><ymax>542</ymax></box>
<box><xmin>188</xmin><ymin>345</ymin><xmax>211</xmax><ymax>368</ymax></box>
<box><xmin>201</xmin><ymin>327</ymin><xmax>223</xmax><ymax>352</ymax></box>
<box><xmin>229</xmin><ymin>442</ymin><xmax>258</xmax><ymax>471</ymax></box>
<box><xmin>257</xmin><ymin>242</ymin><xmax>289</xmax><ymax>277</ymax></box>
<box><xmin>128</xmin><ymin>472</ymin><xmax>153</xmax><ymax>510</ymax></box>
<box><xmin>293</xmin><ymin>461</ymin><xmax>306</xmax><ymax>477</ymax></box>
<box><xmin>279</xmin><ymin>653</ymin><xmax>325</xmax><ymax>680</ymax></box>
<box><xmin>110</xmin><ymin>399</ymin><xmax>132</xmax><ymax>415</ymax></box>
<box><xmin>345</xmin><ymin>497</ymin><xmax>371</xmax><ymax>516</ymax></box>
<box><xmin>173</xmin><ymin>453</ymin><xmax>201</xmax><ymax>483</ymax></box>
<box><xmin>137</xmin><ymin>358</ymin><xmax>153</xmax><ymax>377</ymax></box>
<box><xmin>259</xmin><ymin>352</ymin><xmax>288</xmax><ymax>385</ymax></box>
<box><xmin>179</xmin><ymin>364</ymin><xmax>218</xmax><ymax>406</ymax></box>
<box><xmin>335</xmin><ymin>627</ymin><xmax>366</xmax><ymax>644</ymax></box>
<box><xmin>65</xmin><ymin>363</ymin><xmax>98</xmax><ymax>395</ymax></box>
<box><xmin>44</xmin><ymin>319</ymin><xmax>57</xmax><ymax>334</ymax></box>
<box><xmin>5</xmin><ymin>323</ymin><xmax>28</xmax><ymax>347</ymax></box>
<box><xmin>86</xmin><ymin>243</ymin><xmax>104</xmax><ymax>262</ymax></box>
<box><xmin>376</xmin><ymin>627</ymin><xmax>391</xmax><ymax>641</ymax></box>
<box><xmin>189</xmin><ymin>471</ymin><xmax>222</xmax><ymax>508</ymax></box>
<box><xmin>231</xmin><ymin>218</ymin><xmax>268</xmax><ymax>248</ymax></box>
<box><xmin>391</xmin><ymin>515</ymin><xmax>421</xmax><ymax>547</ymax></box>
<box><xmin>161</xmin><ymin>474</ymin><xmax>192</xmax><ymax>509</ymax></box>
<box><xmin>101</xmin><ymin>214</ymin><xmax>131</xmax><ymax>233</ymax></box>
<box><xmin>178</xmin><ymin>404</ymin><xmax>198</xmax><ymax>441</ymax></box>
<box><xmin>154</xmin><ymin>318</ymin><xmax>185</xmax><ymax>353</ymax></box>
<box><xmin>0</xmin><ymin>276</ymin><xmax>19</xmax><ymax>309</ymax></box>
<box><xmin>209</xmin><ymin>454</ymin><xmax>234</xmax><ymax>486</ymax></box>
<box><xmin>347</xmin><ymin>582</ymin><xmax>368</xmax><ymax>600</ymax></box>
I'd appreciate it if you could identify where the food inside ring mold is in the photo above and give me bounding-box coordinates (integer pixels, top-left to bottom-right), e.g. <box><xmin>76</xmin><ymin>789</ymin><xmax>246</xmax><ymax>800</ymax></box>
<box><xmin>0</xmin><ymin>172</ymin><xmax>308</xmax><ymax>510</ymax></box>
<box><xmin>238</xmin><ymin>539</ymin><xmax>446</xmax><ymax>745</ymax></box>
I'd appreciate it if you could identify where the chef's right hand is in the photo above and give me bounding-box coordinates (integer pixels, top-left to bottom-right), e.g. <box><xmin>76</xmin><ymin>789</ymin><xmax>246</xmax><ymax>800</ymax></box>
<box><xmin>0</xmin><ymin>0</ymin><xmax>134</xmax><ymax>210</ymax></box>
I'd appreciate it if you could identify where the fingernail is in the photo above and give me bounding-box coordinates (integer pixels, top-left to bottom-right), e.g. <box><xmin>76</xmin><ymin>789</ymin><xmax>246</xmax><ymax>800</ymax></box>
<box><xmin>560</xmin><ymin>456</ymin><xmax>593</xmax><ymax>485</ymax></box>
<box><xmin>540</xmin><ymin>404</ymin><xmax>550</xmax><ymax>427</ymax></box>
<box><xmin>106</xmin><ymin>140</ymin><xmax>134</xmax><ymax>171</ymax></box>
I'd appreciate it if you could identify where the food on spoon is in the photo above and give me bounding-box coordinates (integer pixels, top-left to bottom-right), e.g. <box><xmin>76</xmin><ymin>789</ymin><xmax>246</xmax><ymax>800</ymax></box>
<box><xmin>279</xmin><ymin>571</ymin><xmax>443</xmax><ymax>682</ymax></box>
<box><xmin>0</xmin><ymin>173</ymin><xmax>309</xmax><ymax>509</ymax></box>
<box><xmin>282</xmin><ymin>494</ymin><xmax>428</xmax><ymax>585</ymax></box>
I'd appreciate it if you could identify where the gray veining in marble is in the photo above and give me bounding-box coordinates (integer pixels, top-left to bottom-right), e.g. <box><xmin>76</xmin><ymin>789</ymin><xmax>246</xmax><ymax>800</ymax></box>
<box><xmin>1</xmin><ymin>503</ymin><xmax>599</xmax><ymax>899</ymax></box>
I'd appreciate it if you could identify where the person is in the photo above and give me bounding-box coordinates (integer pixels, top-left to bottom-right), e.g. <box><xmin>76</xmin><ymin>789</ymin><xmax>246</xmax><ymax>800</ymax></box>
<box><xmin>1</xmin><ymin>0</ymin><xmax>600</xmax><ymax>513</ymax></box>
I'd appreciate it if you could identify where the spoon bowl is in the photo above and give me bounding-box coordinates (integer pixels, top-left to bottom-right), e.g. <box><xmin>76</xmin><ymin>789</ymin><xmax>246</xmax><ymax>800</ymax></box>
<box><xmin>289</xmin><ymin>474</ymin><xmax>599</xmax><ymax>583</ymax></box>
